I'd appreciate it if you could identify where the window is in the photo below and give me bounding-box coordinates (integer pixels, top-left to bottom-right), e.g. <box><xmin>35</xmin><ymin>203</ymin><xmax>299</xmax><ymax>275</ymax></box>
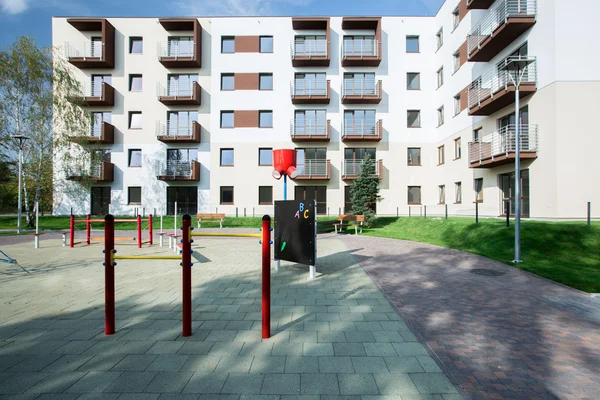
<box><xmin>167</xmin><ymin>74</ymin><xmax>198</xmax><ymax>96</ymax></box>
<box><xmin>167</xmin><ymin>111</ymin><xmax>198</xmax><ymax>135</ymax></box>
<box><xmin>474</xmin><ymin>178</ymin><xmax>483</xmax><ymax>203</ymax></box>
<box><xmin>220</xmin><ymin>186</ymin><xmax>234</xmax><ymax>204</ymax></box>
<box><xmin>259</xmin><ymin>111</ymin><xmax>273</xmax><ymax>128</ymax></box>
<box><xmin>437</xmin><ymin>67</ymin><xmax>444</xmax><ymax>88</ymax></box>
<box><xmin>260</xmin><ymin>36</ymin><xmax>273</xmax><ymax>53</ymax></box>
<box><xmin>407</xmin><ymin>72</ymin><xmax>420</xmax><ymax>90</ymax></box>
<box><xmin>221</xmin><ymin>111</ymin><xmax>234</xmax><ymax>128</ymax></box>
<box><xmin>259</xmin><ymin>73</ymin><xmax>273</xmax><ymax>90</ymax></box>
<box><xmin>128</xmin><ymin>187</ymin><xmax>141</xmax><ymax>205</ymax></box>
<box><xmin>455</xmin><ymin>182</ymin><xmax>462</xmax><ymax>204</ymax></box>
<box><xmin>221</xmin><ymin>36</ymin><xmax>235</xmax><ymax>53</ymax></box>
<box><xmin>436</xmin><ymin>29</ymin><xmax>443</xmax><ymax>50</ymax></box>
<box><xmin>91</xmin><ymin>37</ymin><xmax>102</xmax><ymax>57</ymax></box>
<box><xmin>167</xmin><ymin>36</ymin><xmax>194</xmax><ymax>57</ymax></box>
<box><xmin>438</xmin><ymin>185</ymin><xmax>445</xmax><ymax>205</ymax></box>
<box><xmin>407</xmin><ymin>110</ymin><xmax>421</xmax><ymax>128</ymax></box>
<box><xmin>259</xmin><ymin>148</ymin><xmax>273</xmax><ymax>166</ymax></box>
<box><xmin>295</xmin><ymin>35</ymin><xmax>327</xmax><ymax>57</ymax></box>
<box><xmin>406</xmin><ymin>36</ymin><xmax>419</xmax><ymax>53</ymax></box>
<box><xmin>294</xmin><ymin>110</ymin><xmax>327</xmax><ymax>135</ymax></box>
<box><xmin>454</xmin><ymin>94</ymin><xmax>461</xmax><ymax>116</ymax></box>
<box><xmin>220</xmin><ymin>149</ymin><xmax>234</xmax><ymax>166</ymax></box>
<box><xmin>437</xmin><ymin>106</ymin><xmax>444</xmax><ymax>127</ymax></box>
<box><xmin>91</xmin><ymin>75</ymin><xmax>111</xmax><ymax>96</ymax></box>
<box><xmin>438</xmin><ymin>145</ymin><xmax>445</xmax><ymax>165</ymax></box>
<box><xmin>407</xmin><ymin>148</ymin><xmax>421</xmax><ymax>166</ymax></box>
<box><xmin>343</xmin><ymin>73</ymin><xmax>376</xmax><ymax>95</ymax></box>
<box><xmin>408</xmin><ymin>186</ymin><xmax>421</xmax><ymax>205</ymax></box>
<box><xmin>295</xmin><ymin>186</ymin><xmax>327</xmax><ymax>215</ymax></box>
<box><xmin>129</xmin><ymin>112</ymin><xmax>142</xmax><ymax>129</ymax></box>
<box><xmin>128</xmin><ymin>149</ymin><xmax>142</xmax><ymax>167</ymax></box>
<box><xmin>129</xmin><ymin>37</ymin><xmax>143</xmax><ymax>54</ymax></box>
<box><xmin>221</xmin><ymin>74</ymin><xmax>234</xmax><ymax>90</ymax></box>
<box><xmin>91</xmin><ymin>112</ymin><xmax>111</xmax><ymax>136</ymax></box>
<box><xmin>295</xmin><ymin>72</ymin><xmax>327</xmax><ymax>95</ymax></box>
<box><xmin>454</xmin><ymin>138</ymin><xmax>462</xmax><ymax>159</ymax></box>
<box><xmin>452</xmin><ymin>7</ymin><xmax>460</xmax><ymax>29</ymax></box>
<box><xmin>453</xmin><ymin>51</ymin><xmax>460</xmax><ymax>72</ymax></box>
<box><xmin>473</xmin><ymin>127</ymin><xmax>482</xmax><ymax>141</ymax></box>
<box><xmin>91</xmin><ymin>149</ymin><xmax>111</xmax><ymax>163</ymax></box>
<box><xmin>344</xmin><ymin>110</ymin><xmax>377</xmax><ymax>135</ymax></box>
<box><xmin>259</xmin><ymin>186</ymin><xmax>273</xmax><ymax>205</ymax></box>
<box><xmin>129</xmin><ymin>74</ymin><xmax>142</xmax><ymax>92</ymax></box>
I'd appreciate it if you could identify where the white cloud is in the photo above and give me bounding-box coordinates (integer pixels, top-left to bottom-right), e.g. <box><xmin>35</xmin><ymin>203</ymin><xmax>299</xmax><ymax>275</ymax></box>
<box><xmin>174</xmin><ymin>0</ymin><xmax>313</xmax><ymax>16</ymax></box>
<box><xmin>0</xmin><ymin>0</ymin><xmax>28</xmax><ymax>15</ymax></box>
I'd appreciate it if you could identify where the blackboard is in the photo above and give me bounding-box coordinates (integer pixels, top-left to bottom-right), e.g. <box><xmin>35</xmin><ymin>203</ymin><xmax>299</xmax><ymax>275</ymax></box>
<box><xmin>274</xmin><ymin>200</ymin><xmax>316</xmax><ymax>266</ymax></box>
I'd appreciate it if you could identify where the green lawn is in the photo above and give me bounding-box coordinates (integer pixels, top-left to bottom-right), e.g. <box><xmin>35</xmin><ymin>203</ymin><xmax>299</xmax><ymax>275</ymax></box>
<box><xmin>359</xmin><ymin>217</ymin><xmax>600</xmax><ymax>293</ymax></box>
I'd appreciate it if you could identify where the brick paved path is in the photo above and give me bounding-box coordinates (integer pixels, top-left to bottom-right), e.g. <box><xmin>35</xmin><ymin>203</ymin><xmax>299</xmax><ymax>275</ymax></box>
<box><xmin>0</xmin><ymin>234</ymin><xmax>462</xmax><ymax>399</ymax></box>
<box><xmin>341</xmin><ymin>235</ymin><xmax>600</xmax><ymax>400</ymax></box>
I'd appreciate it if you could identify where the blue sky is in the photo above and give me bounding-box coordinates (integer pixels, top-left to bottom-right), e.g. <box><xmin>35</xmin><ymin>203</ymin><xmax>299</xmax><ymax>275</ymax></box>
<box><xmin>0</xmin><ymin>0</ymin><xmax>445</xmax><ymax>49</ymax></box>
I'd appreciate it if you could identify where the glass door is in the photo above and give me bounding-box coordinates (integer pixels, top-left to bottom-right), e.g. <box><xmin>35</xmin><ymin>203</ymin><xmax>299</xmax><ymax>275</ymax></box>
<box><xmin>499</xmin><ymin>170</ymin><xmax>530</xmax><ymax>217</ymax></box>
<box><xmin>91</xmin><ymin>37</ymin><xmax>102</xmax><ymax>58</ymax></box>
<box><xmin>167</xmin><ymin>187</ymin><xmax>198</xmax><ymax>215</ymax></box>
<box><xmin>91</xmin><ymin>187</ymin><xmax>111</xmax><ymax>215</ymax></box>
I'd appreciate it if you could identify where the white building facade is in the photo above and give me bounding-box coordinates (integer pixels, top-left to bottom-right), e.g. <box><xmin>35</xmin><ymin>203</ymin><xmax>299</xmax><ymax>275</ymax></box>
<box><xmin>52</xmin><ymin>0</ymin><xmax>600</xmax><ymax>219</ymax></box>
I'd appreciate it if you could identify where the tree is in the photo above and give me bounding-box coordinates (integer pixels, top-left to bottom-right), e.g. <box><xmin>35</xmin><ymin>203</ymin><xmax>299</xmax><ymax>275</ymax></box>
<box><xmin>349</xmin><ymin>153</ymin><xmax>382</xmax><ymax>226</ymax></box>
<box><xmin>0</xmin><ymin>36</ymin><xmax>91</xmax><ymax>226</ymax></box>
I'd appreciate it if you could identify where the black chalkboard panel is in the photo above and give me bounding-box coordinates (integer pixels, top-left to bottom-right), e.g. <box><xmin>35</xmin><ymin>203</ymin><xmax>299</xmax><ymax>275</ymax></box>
<box><xmin>274</xmin><ymin>200</ymin><xmax>316</xmax><ymax>266</ymax></box>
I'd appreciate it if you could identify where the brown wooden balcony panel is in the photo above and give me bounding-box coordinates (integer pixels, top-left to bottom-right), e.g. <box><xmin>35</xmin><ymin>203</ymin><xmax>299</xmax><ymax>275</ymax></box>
<box><xmin>67</xmin><ymin>19</ymin><xmax>115</xmax><ymax>69</ymax></box>
<box><xmin>469</xmin><ymin>83</ymin><xmax>536</xmax><ymax>116</ymax></box>
<box><xmin>341</xmin><ymin>56</ymin><xmax>382</xmax><ymax>67</ymax></box>
<box><xmin>341</xmin><ymin>134</ymin><xmax>382</xmax><ymax>142</ymax></box>
<box><xmin>292</xmin><ymin>56</ymin><xmax>330</xmax><ymax>67</ymax></box>
<box><xmin>84</xmin><ymin>83</ymin><xmax>115</xmax><ymax>107</ymax></box>
<box><xmin>291</xmin><ymin>95</ymin><xmax>330</xmax><ymax>104</ymax></box>
<box><xmin>341</xmin><ymin>94</ymin><xmax>381</xmax><ymax>104</ymax></box>
<box><xmin>469</xmin><ymin>151</ymin><xmax>538</xmax><ymax>168</ymax></box>
<box><xmin>157</xmin><ymin>161</ymin><xmax>200</xmax><ymax>182</ymax></box>
<box><xmin>159</xmin><ymin>57</ymin><xmax>201</xmax><ymax>68</ymax></box>
<box><xmin>157</xmin><ymin>122</ymin><xmax>201</xmax><ymax>144</ymax></box>
<box><xmin>466</xmin><ymin>0</ymin><xmax>495</xmax><ymax>9</ymax></box>
<box><xmin>158</xmin><ymin>19</ymin><xmax>202</xmax><ymax>68</ymax></box>
<box><xmin>291</xmin><ymin>135</ymin><xmax>331</xmax><ymax>142</ymax></box>
<box><xmin>158</xmin><ymin>82</ymin><xmax>201</xmax><ymax>105</ymax></box>
<box><xmin>292</xmin><ymin>18</ymin><xmax>329</xmax><ymax>30</ymax></box>
<box><xmin>468</xmin><ymin>17</ymin><xmax>536</xmax><ymax>62</ymax></box>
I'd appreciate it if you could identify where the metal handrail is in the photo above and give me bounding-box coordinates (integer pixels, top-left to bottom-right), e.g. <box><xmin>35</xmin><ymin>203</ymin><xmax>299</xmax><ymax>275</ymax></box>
<box><xmin>342</xmin><ymin>159</ymin><xmax>381</xmax><ymax>176</ymax></box>
<box><xmin>156</xmin><ymin>81</ymin><xmax>197</xmax><ymax>97</ymax></box>
<box><xmin>156</xmin><ymin>121</ymin><xmax>196</xmax><ymax>137</ymax></box>
<box><xmin>157</xmin><ymin>39</ymin><xmax>195</xmax><ymax>59</ymax></box>
<box><xmin>155</xmin><ymin>160</ymin><xmax>194</xmax><ymax>177</ymax></box>
<box><xmin>342</xmin><ymin>121</ymin><xmax>381</xmax><ymax>136</ymax></box>
<box><xmin>467</xmin><ymin>0</ymin><xmax>537</xmax><ymax>55</ymax></box>
<box><xmin>291</xmin><ymin>77</ymin><xmax>328</xmax><ymax>96</ymax></box>
<box><xmin>343</xmin><ymin>78</ymin><xmax>380</xmax><ymax>96</ymax></box>
<box><xmin>296</xmin><ymin>160</ymin><xmax>329</xmax><ymax>177</ymax></box>
<box><xmin>64</xmin><ymin>41</ymin><xmax>104</xmax><ymax>60</ymax></box>
<box><xmin>91</xmin><ymin>124</ymin><xmax>103</xmax><ymax>137</ymax></box>
<box><xmin>468</xmin><ymin>124</ymin><xmax>539</xmax><ymax>163</ymax></box>
<box><xmin>342</xmin><ymin>38</ymin><xmax>380</xmax><ymax>58</ymax></box>
<box><xmin>67</xmin><ymin>161</ymin><xmax>103</xmax><ymax>178</ymax></box>
<box><xmin>84</xmin><ymin>82</ymin><xmax>109</xmax><ymax>97</ymax></box>
<box><xmin>290</xmin><ymin>120</ymin><xmax>329</xmax><ymax>136</ymax></box>
<box><xmin>291</xmin><ymin>38</ymin><xmax>328</xmax><ymax>58</ymax></box>
<box><xmin>468</xmin><ymin>56</ymin><xmax>537</xmax><ymax>109</ymax></box>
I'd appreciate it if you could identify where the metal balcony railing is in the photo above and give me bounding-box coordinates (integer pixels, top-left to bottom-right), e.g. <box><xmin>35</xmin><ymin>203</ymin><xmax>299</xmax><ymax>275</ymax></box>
<box><xmin>342</xmin><ymin>122</ymin><xmax>381</xmax><ymax>137</ymax></box>
<box><xmin>342</xmin><ymin>39</ymin><xmax>380</xmax><ymax>58</ymax></box>
<box><xmin>155</xmin><ymin>161</ymin><xmax>195</xmax><ymax>178</ymax></box>
<box><xmin>468</xmin><ymin>56</ymin><xmax>537</xmax><ymax>109</ymax></box>
<box><xmin>291</xmin><ymin>77</ymin><xmax>328</xmax><ymax>96</ymax></box>
<box><xmin>342</xmin><ymin>78</ymin><xmax>380</xmax><ymax>96</ymax></box>
<box><xmin>467</xmin><ymin>0</ymin><xmax>537</xmax><ymax>55</ymax></box>
<box><xmin>157</xmin><ymin>40</ymin><xmax>195</xmax><ymax>59</ymax></box>
<box><xmin>91</xmin><ymin>124</ymin><xmax>103</xmax><ymax>137</ymax></box>
<box><xmin>156</xmin><ymin>82</ymin><xmax>197</xmax><ymax>98</ymax></box>
<box><xmin>290</xmin><ymin>120</ymin><xmax>329</xmax><ymax>137</ymax></box>
<box><xmin>291</xmin><ymin>38</ymin><xmax>328</xmax><ymax>58</ymax></box>
<box><xmin>156</xmin><ymin>121</ymin><xmax>196</xmax><ymax>137</ymax></box>
<box><xmin>67</xmin><ymin>162</ymin><xmax>103</xmax><ymax>178</ymax></box>
<box><xmin>84</xmin><ymin>82</ymin><xmax>110</xmax><ymax>97</ymax></box>
<box><xmin>468</xmin><ymin>124</ymin><xmax>539</xmax><ymax>164</ymax></box>
<box><xmin>296</xmin><ymin>160</ymin><xmax>329</xmax><ymax>178</ymax></box>
<box><xmin>64</xmin><ymin>41</ymin><xmax>104</xmax><ymax>60</ymax></box>
<box><xmin>342</xmin><ymin>159</ymin><xmax>381</xmax><ymax>176</ymax></box>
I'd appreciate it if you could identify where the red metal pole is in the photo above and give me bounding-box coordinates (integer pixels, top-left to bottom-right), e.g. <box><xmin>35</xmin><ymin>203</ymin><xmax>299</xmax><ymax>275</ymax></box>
<box><xmin>104</xmin><ymin>214</ymin><xmax>115</xmax><ymax>335</ymax></box>
<box><xmin>137</xmin><ymin>214</ymin><xmax>142</xmax><ymax>248</ymax></box>
<box><xmin>148</xmin><ymin>214</ymin><xmax>153</xmax><ymax>246</ymax></box>
<box><xmin>181</xmin><ymin>214</ymin><xmax>192</xmax><ymax>337</ymax></box>
<box><xmin>261</xmin><ymin>215</ymin><xmax>271</xmax><ymax>339</ymax></box>
<box><xmin>86</xmin><ymin>214</ymin><xmax>91</xmax><ymax>245</ymax></box>
<box><xmin>70</xmin><ymin>214</ymin><xmax>75</xmax><ymax>248</ymax></box>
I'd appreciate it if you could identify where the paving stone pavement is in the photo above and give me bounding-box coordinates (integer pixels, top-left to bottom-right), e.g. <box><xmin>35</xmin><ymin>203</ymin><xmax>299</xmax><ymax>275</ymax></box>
<box><xmin>0</xmin><ymin>233</ymin><xmax>462</xmax><ymax>399</ymax></box>
<box><xmin>340</xmin><ymin>235</ymin><xmax>600</xmax><ymax>400</ymax></box>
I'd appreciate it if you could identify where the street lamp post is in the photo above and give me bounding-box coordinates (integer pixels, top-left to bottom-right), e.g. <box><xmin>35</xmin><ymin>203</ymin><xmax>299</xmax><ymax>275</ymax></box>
<box><xmin>11</xmin><ymin>135</ymin><xmax>29</xmax><ymax>234</ymax></box>
<box><xmin>499</xmin><ymin>56</ymin><xmax>535</xmax><ymax>263</ymax></box>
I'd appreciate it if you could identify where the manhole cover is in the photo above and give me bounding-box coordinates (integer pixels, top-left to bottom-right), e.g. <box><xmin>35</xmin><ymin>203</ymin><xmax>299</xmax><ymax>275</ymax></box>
<box><xmin>470</xmin><ymin>268</ymin><xmax>505</xmax><ymax>277</ymax></box>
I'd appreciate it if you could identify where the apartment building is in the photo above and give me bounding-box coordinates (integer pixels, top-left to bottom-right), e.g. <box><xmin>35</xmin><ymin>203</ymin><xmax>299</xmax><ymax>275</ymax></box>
<box><xmin>52</xmin><ymin>0</ymin><xmax>600</xmax><ymax>219</ymax></box>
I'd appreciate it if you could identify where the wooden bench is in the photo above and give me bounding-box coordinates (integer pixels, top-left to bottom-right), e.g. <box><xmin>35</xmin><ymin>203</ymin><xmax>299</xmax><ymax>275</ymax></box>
<box><xmin>352</xmin><ymin>215</ymin><xmax>365</xmax><ymax>235</ymax></box>
<box><xmin>333</xmin><ymin>214</ymin><xmax>356</xmax><ymax>233</ymax></box>
<box><xmin>196</xmin><ymin>213</ymin><xmax>226</xmax><ymax>229</ymax></box>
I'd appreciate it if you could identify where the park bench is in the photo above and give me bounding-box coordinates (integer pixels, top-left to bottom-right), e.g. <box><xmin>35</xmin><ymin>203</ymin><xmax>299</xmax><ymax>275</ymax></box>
<box><xmin>352</xmin><ymin>215</ymin><xmax>365</xmax><ymax>235</ymax></box>
<box><xmin>196</xmin><ymin>213</ymin><xmax>226</xmax><ymax>229</ymax></box>
<box><xmin>333</xmin><ymin>214</ymin><xmax>365</xmax><ymax>235</ymax></box>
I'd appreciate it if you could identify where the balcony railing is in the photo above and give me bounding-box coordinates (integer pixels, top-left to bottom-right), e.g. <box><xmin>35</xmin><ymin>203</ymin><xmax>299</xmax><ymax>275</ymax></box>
<box><xmin>156</xmin><ymin>81</ymin><xmax>201</xmax><ymax>105</ymax></box>
<box><xmin>155</xmin><ymin>160</ymin><xmax>200</xmax><ymax>181</ymax></box>
<box><xmin>70</xmin><ymin>122</ymin><xmax>114</xmax><ymax>144</ymax></box>
<box><xmin>65</xmin><ymin>41</ymin><xmax>103</xmax><ymax>60</ymax></box>
<box><xmin>341</xmin><ymin>159</ymin><xmax>383</xmax><ymax>179</ymax></box>
<box><xmin>468</xmin><ymin>124</ymin><xmax>539</xmax><ymax>167</ymax></box>
<box><xmin>83</xmin><ymin>82</ymin><xmax>115</xmax><ymax>106</ymax></box>
<box><xmin>291</xmin><ymin>78</ymin><xmax>330</xmax><ymax>104</ymax></box>
<box><xmin>291</xmin><ymin>39</ymin><xmax>328</xmax><ymax>58</ymax></box>
<box><xmin>296</xmin><ymin>160</ymin><xmax>331</xmax><ymax>179</ymax></box>
<box><xmin>342</xmin><ymin>79</ymin><xmax>382</xmax><ymax>104</ymax></box>
<box><xmin>157</xmin><ymin>41</ymin><xmax>195</xmax><ymax>58</ymax></box>
<box><xmin>156</xmin><ymin>121</ymin><xmax>201</xmax><ymax>143</ymax></box>
<box><xmin>468</xmin><ymin>56</ymin><xmax>537</xmax><ymax>115</ymax></box>
<box><xmin>467</xmin><ymin>0</ymin><xmax>537</xmax><ymax>61</ymax></box>
<box><xmin>342</xmin><ymin>39</ymin><xmax>382</xmax><ymax>66</ymax></box>
<box><xmin>342</xmin><ymin>120</ymin><xmax>383</xmax><ymax>141</ymax></box>
<box><xmin>66</xmin><ymin>161</ymin><xmax>114</xmax><ymax>182</ymax></box>
<box><xmin>290</xmin><ymin>120</ymin><xmax>331</xmax><ymax>141</ymax></box>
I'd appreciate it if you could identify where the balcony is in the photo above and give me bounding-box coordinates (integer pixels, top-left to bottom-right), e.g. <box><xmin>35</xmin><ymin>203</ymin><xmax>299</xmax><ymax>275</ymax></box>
<box><xmin>342</xmin><ymin>79</ymin><xmax>382</xmax><ymax>104</ymax></box>
<box><xmin>341</xmin><ymin>159</ymin><xmax>383</xmax><ymax>180</ymax></box>
<box><xmin>468</xmin><ymin>57</ymin><xmax>537</xmax><ymax>116</ymax></box>
<box><xmin>66</xmin><ymin>161</ymin><xmax>114</xmax><ymax>182</ymax></box>
<box><xmin>467</xmin><ymin>0</ymin><xmax>537</xmax><ymax>62</ymax></box>
<box><xmin>467</xmin><ymin>0</ymin><xmax>496</xmax><ymax>9</ymax></box>
<box><xmin>65</xmin><ymin>19</ymin><xmax>115</xmax><ymax>69</ymax></box>
<box><xmin>342</xmin><ymin>120</ymin><xmax>383</xmax><ymax>142</ymax></box>
<box><xmin>290</xmin><ymin>120</ymin><xmax>331</xmax><ymax>142</ymax></box>
<box><xmin>291</xmin><ymin>38</ymin><xmax>330</xmax><ymax>67</ymax></box>
<box><xmin>157</xmin><ymin>81</ymin><xmax>201</xmax><ymax>105</ymax></box>
<box><xmin>468</xmin><ymin>124</ymin><xmax>538</xmax><ymax>168</ymax></box>
<box><xmin>156</xmin><ymin>121</ymin><xmax>201</xmax><ymax>144</ymax></box>
<box><xmin>84</xmin><ymin>82</ymin><xmax>115</xmax><ymax>106</ymax></box>
<box><xmin>69</xmin><ymin>122</ymin><xmax>114</xmax><ymax>145</ymax></box>
<box><xmin>291</xmin><ymin>79</ymin><xmax>330</xmax><ymax>104</ymax></box>
<box><xmin>158</xmin><ymin>19</ymin><xmax>202</xmax><ymax>68</ymax></box>
<box><xmin>156</xmin><ymin>160</ymin><xmax>200</xmax><ymax>182</ymax></box>
<box><xmin>296</xmin><ymin>160</ymin><xmax>331</xmax><ymax>180</ymax></box>
<box><xmin>342</xmin><ymin>39</ymin><xmax>382</xmax><ymax>67</ymax></box>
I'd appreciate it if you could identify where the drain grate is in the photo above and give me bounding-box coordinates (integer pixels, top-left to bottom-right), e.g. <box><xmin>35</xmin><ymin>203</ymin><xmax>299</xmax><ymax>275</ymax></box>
<box><xmin>470</xmin><ymin>268</ymin><xmax>505</xmax><ymax>277</ymax></box>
